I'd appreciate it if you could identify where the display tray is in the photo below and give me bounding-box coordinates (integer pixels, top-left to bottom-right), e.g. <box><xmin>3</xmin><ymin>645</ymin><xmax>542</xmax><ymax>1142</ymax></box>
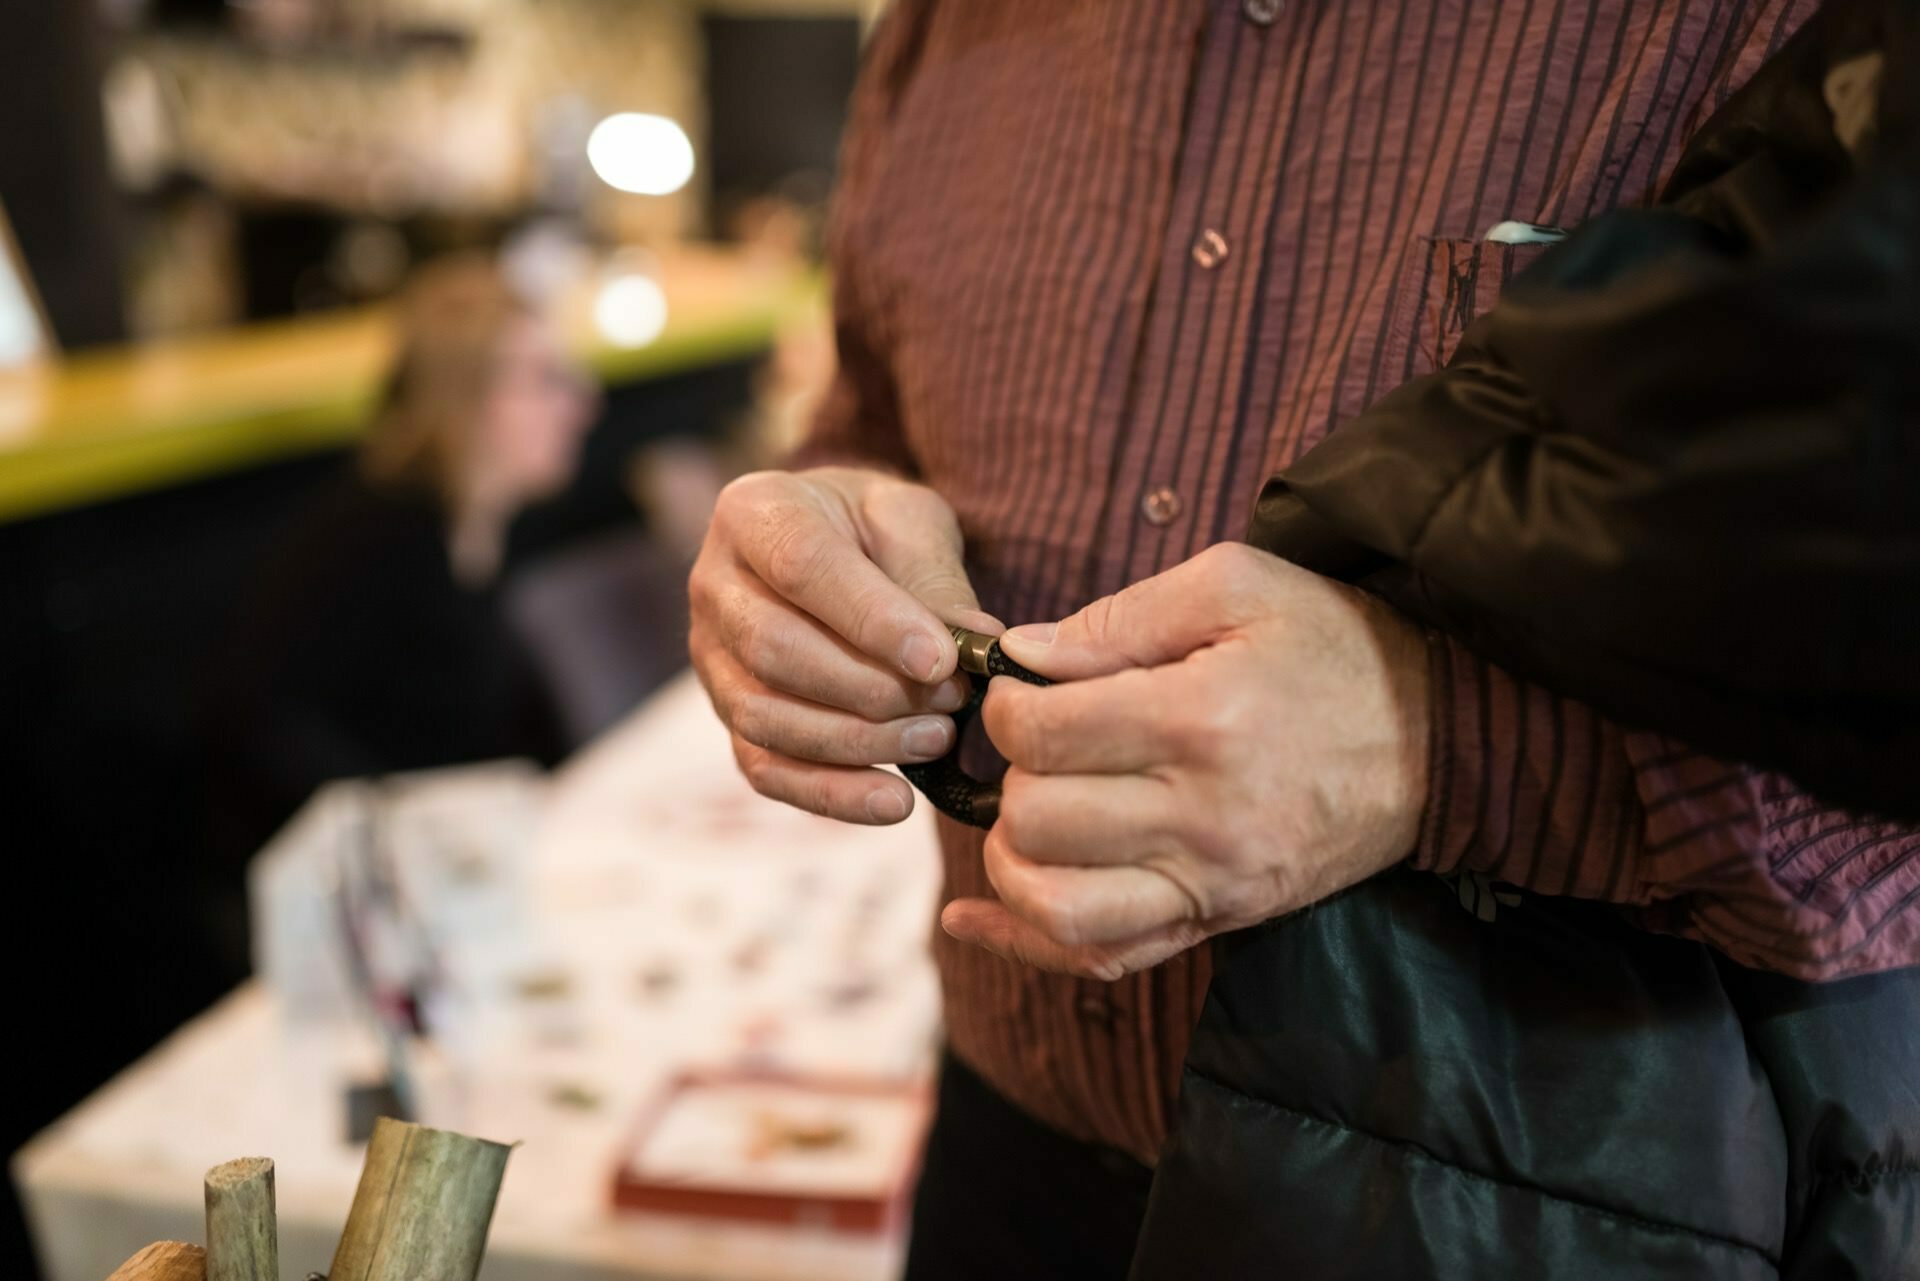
<box><xmin>611</xmin><ymin>1071</ymin><xmax>932</xmax><ymax>1233</ymax></box>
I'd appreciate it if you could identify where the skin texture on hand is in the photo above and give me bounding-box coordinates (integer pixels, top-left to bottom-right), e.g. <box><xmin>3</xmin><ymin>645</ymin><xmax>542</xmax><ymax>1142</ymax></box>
<box><xmin>689</xmin><ymin>466</ymin><xmax>1001</xmax><ymax>824</ymax></box>
<box><xmin>942</xmin><ymin>543</ymin><xmax>1432</xmax><ymax>980</ymax></box>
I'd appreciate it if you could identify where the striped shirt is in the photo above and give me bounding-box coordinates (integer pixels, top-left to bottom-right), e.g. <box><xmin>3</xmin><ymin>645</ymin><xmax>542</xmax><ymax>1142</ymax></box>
<box><xmin>802</xmin><ymin>0</ymin><xmax>1920</xmax><ymax>1163</ymax></box>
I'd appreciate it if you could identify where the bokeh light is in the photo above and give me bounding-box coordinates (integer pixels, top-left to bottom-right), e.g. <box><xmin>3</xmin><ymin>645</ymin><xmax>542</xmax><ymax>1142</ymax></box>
<box><xmin>593</xmin><ymin>271</ymin><xmax>669</xmax><ymax>348</ymax></box>
<box><xmin>586</xmin><ymin>112</ymin><xmax>696</xmax><ymax>197</ymax></box>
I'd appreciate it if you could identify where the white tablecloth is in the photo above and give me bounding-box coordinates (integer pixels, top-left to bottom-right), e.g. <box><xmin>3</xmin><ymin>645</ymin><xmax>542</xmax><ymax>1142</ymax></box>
<box><xmin>14</xmin><ymin>672</ymin><xmax>943</xmax><ymax>1281</ymax></box>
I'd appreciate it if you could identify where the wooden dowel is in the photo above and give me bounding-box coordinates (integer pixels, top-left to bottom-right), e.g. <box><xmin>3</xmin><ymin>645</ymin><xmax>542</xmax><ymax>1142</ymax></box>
<box><xmin>106</xmin><ymin>1241</ymin><xmax>206</xmax><ymax>1281</ymax></box>
<box><xmin>327</xmin><ymin>1117</ymin><xmax>513</xmax><ymax>1281</ymax></box>
<box><xmin>204</xmin><ymin>1157</ymin><xmax>278</xmax><ymax>1281</ymax></box>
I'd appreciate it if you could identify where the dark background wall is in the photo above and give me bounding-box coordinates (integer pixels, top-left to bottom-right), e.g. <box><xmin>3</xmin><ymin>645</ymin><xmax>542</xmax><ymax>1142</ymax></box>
<box><xmin>0</xmin><ymin>0</ymin><xmax>128</xmax><ymax>348</ymax></box>
<box><xmin>702</xmin><ymin>15</ymin><xmax>860</xmax><ymax>235</ymax></box>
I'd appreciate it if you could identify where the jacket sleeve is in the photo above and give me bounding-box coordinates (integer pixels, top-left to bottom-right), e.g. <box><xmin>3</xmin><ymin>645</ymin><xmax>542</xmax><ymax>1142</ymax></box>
<box><xmin>1413</xmin><ymin>638</ymin><xmax>1920</xmax><ymax>980</ymax></box>
<box><xmin>1255</xmin><ymin>5</ymin><xmax>1920</xmax><ymax>818</ymax></box>
<box><xmin>786</xmin><ymin>1</ymin><xmax>933</xmax><ymax>477</ymax></box>
<box><xmin>1251</xmin><ymin>1</ymin><xmax>1920</xmax><ymax>976</ymax></box>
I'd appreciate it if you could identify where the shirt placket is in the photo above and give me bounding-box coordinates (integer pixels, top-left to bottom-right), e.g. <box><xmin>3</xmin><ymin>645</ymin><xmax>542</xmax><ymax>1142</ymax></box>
<box><xmin>1089</xmin><ymin>0</ymin><xmax>1289</xmax><ymax>599</ymax></box>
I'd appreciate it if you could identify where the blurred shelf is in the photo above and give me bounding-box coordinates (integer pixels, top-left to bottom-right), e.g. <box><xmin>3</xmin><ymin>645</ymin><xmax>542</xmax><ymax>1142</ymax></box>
<box><xmin>0</xmin><ymin>248</ymin><xmax>819</xmax><ymax>524</ymax></box>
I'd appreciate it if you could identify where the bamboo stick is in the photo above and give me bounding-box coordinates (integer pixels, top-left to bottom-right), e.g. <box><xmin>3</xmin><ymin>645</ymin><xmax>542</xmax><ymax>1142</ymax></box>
<box><xmin>203</xmin><ymin>1157</ymin><xmax>278</xmax><ymax>1281</ymax></box>
<box><xmin>327</xmin><ymin>1117</ymin><xmax>513</xmax><ymax>1281</ymax></box>
<box><xmin>105</xmin><ymin>1241</ymin><xmax>206</xmax><ymax>1281</ymax></box>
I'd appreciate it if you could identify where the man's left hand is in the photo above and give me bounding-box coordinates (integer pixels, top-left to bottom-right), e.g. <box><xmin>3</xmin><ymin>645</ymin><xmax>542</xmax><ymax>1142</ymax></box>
<box><xmin>943</xmin><ymin>543</ymin><xmax>1432</xmax><ymax>979</ymax></box>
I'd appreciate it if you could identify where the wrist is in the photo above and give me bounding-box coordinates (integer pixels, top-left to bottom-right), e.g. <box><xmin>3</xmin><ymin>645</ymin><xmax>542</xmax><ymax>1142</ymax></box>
<box><xmin>1347</xmin><ymin>592</ymin><xmax>1435</xmax><ymax>871</ymax></box>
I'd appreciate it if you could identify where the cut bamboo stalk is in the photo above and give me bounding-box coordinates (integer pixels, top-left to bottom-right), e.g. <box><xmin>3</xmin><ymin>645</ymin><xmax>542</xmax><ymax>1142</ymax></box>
<box><xmin>327</xmin><ymin>1117</ymin><xmax>513</xmax><ymax>1281</ymax></box>
<box><xmin>204</xmin><ymin>1157</ymin><xmax>278</xmax><ymax>1281</ymax></box>
<box><xmin>106</xmin><ymin>1241</ymin><xmax>206</xmax><ymax>1281</ymax></box>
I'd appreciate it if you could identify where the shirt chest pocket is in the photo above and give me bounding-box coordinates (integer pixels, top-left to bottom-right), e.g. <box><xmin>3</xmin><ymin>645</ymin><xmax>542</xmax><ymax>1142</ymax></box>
<box><xmin>1386</xmin><ymin>234</ymin><xmax>1551</xmax><ymax>379</ymax></box>
<box><xmin>1307</xmin><ymin>234</ymin><xmax>1551</xmax><ymax>457</ymax></box>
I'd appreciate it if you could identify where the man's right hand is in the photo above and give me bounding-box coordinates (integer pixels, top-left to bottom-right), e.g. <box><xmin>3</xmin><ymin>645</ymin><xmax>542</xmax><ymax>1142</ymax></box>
<box><xmin>689</xmin><ymin>467</ymin><xmax>999</xmax><ymax>824</ymax></box>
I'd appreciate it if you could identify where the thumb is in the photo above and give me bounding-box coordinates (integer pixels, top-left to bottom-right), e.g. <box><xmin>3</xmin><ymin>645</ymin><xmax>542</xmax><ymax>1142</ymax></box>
<box><xmin>999</xmin><ymin>544</ymin><xmax>1274</xmax><ymax>680</ymax></box>
<box><xmin>862</xmin><ymin>481</ymin><xmax>1002</xmax><ymax>632</ymax></box>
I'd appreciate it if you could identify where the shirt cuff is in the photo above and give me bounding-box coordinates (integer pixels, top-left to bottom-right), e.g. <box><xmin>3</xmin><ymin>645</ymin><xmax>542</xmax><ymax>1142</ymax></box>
<box><xmin>1408</xmin><ymin>634</ymin><xmax>1641</xmax><ymax>900</ymax></box>
<box><xmin>1410</xmin><ymin>632</ymin><xmax>1474</xmax><ymax>878</ymax></box>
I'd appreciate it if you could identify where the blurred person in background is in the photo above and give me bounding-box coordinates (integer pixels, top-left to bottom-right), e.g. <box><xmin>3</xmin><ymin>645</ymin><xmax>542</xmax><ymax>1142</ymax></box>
<box><xmin>203</xmin><ymin>256</ymin><xmax>594</xmax><ymax>942</ymax></box>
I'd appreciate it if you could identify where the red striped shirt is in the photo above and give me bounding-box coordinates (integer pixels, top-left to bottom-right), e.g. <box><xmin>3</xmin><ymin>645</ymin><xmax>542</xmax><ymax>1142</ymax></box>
<box><xmin>803</xmin><ymin>0</ymin><xmax>1918</xmax><ymax>1162</ymax></box>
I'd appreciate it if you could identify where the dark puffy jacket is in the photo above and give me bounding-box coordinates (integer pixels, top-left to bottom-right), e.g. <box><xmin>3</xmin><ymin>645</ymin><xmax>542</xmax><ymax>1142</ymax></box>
<box><xmin>1132</xmin><ymin>3</ymin><xmax>1920</xmax><ymax>1277</ymax></box>
<box><xmin>1134</xmin><ymin>872</ymin><xmax>1918</xmax><ymax>1280</ymax></box>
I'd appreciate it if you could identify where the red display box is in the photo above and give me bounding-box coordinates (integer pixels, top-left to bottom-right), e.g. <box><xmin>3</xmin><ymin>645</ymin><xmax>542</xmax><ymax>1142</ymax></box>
<box><xmin>612</xmin><ymin>1070</ymin><xmax>933</xmax><ymax>1233</ymax></box>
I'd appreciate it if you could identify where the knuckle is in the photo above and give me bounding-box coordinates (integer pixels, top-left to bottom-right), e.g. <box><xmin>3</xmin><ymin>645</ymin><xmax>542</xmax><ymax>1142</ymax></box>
<box><xmin>806</xmin><ymin>775</ymin><xmax>846</xmax><ymax>819</ymax></box>
<box><xmin>710</xmin><ymin>481</ymin><xmax>752</xmax><ymax>536</ymax></box>
<box><xmin>731</xmin><ymin>737</ymin><xmax>775</xmax><ymax>792</ymax></box>
<box><xmin>1159</xmin><ymin>677</ymin><xmax>1239</xmax><ymax>760</ymax></box>
<box><xmin>732</xmin><ymin>612</ymin><xmax>781</xmax><ymax>681</ymax></box>
<box><xmin>1020</xmin><ymin>702</ymin><xmax>1067</xmax><ymax>770</ymax></box>
<box><xmin>861</xmin><ymin>476</ymin><xmax>945</xmax><ymax>527</ymax></box>
<box><xmin>848</xmin><ymin>678</ymin><xmax>900</xmax><ymax>722</ymax></box>
<box><xmin>791</xmin><ymin>721</ymin><xmax>837</xmax><ymax>761</ymax></box>
<box><xmin>1197</xmin><ymin>541</ymin><xmax>1255</xmax><ymax>579</ymax></box>
<box><xmin>731</xmin><ymin>694</ymin><xmax>777</xmax><ymax>749</ymax></box>
<box><xmin>854</xmin><ymin>477</ymin><xmax>902</xmax><ymax>526</ymax></box>
<box><xmin>704</xmin><ymin>673</ymin><xmax>742</xmax><ymax>728</ymax></box>
<box><xmin>715</xmin><ymin>470</ymin><xmax>781</xmax><ymax>518</ymax></box>
<box><xmin>995</xmin><ymin>773</ymin><xmax>1054</xmax><ymax>852</ymax></box>
<box><xmin>1177</xmin><ymin>703</ymin><xmax>1236</xmax><ymax>762</ymax></box>
<box><xmin>1212</xmin><ymin>880</ymin><xmax>1265</xmax><ymax>926</ymax></box>
<box><xmin>759</xmin><ymin>512</ymin><xmax>830</xmax><ymax>597</ymax></box>
<box><xmin>1029</xmin><ymin>891</ymin><xmax>1082</xmax><ymax>946</ymax></box>
<box><xmin>685</xmin><ymin>559</ymin><xmax>714</xmax><ymax>611</ymax></box>
<box><xmin>989</xmin><ymin>694</ymin><xmax>1043</xmax><ymax>765</ymax></box>
<box><xmin>687</xmin><ymin>548</ymin><xmax>738</xmax><ymax>621</ymax></box>
<box><xmin>995</xmin><ymin>771</ymin><xmax>1034</xmax><ymax>838</ymax></box>
<box><xmin>1197</xmin><ymin>543</ymin><xmax>1271</xmax><ymax>612</ymax></box>
<box><xmin>1159</xmin><ymin>713</ymin><xmax>1203</xmax><ymax>761</ymax></box>
<box><xmin>995</xmin><ymin>803</ymin><xmax>1031</xmax><ymax>855</ymax></box>
<box><xmin>688</xmin><ymin>620</ymin><xmax>716</xmax><ymax>676</ymax></box>
<box><xmin>1205</xmin><ymin>693</ymin><xmax>1254</xmax><ymax>748</ymax></box>
<box><xmin>1077</xmin><ymin>593</ymin><xmax>1122</xmax><ymax>646</ymax></box>
<box><xmin>762</xmin><ymin>702</ymin><xmax>838</xmax><ymax>761</ymax></box>
<box><xmin>1156</xmin><ymin>860</ymin><xmax>1216</xmax><ymax>922</ymax></box>
<box><xmin>982</xmin><ymin>837</ymin><xmax>1020</xmax><ymax>902</ymax></box>
<box><xmin>1077</xmin><ymin>955</ymin><xmax>1126</xmax><ymax>983</ymax></box>
<box><xmin>841</xmin><ymin>586</ymin><xmax>893</xmax><ymax>650</ymax></box>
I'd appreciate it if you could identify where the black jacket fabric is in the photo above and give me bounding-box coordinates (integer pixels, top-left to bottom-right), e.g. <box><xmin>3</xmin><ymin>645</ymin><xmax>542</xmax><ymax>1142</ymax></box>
<box><xmin>1133</xmin><ymin>871</ymin><xmax>1919</xmax><ymax>1280</ymax></box>
<box><xmin>1133</xmin><ymin>4</ymin><xmax>1920</xmax><ymax>1277</ymax></box>
<box><xmin>1247</xmin><ymin>0</ymin><xmax>1920</xmax><ymax>819</ymax></box>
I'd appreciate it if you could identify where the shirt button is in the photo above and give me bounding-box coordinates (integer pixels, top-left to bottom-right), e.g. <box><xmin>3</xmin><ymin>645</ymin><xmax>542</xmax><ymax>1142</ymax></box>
<box><xmin>1140</xmin><ymin>487</ymin><xmax>1183</xmax><ymax>527</ymax></box>
<box><xmin>1191</xmin><ymin>228</ymin><xmax>1230</xmax><ymax>269</ymax></box>
<box><xmin>1243</xmin><ymin>0</ymin><xmax>1284</xmax><ymax>25</ymax></box>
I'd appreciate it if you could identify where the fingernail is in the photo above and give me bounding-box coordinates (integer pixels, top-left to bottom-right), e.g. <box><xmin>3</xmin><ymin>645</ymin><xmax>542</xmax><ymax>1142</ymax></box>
<box><xmin>929</xmin><ymin>676</ymin><xmax>969</xmax><ymax>712</ymax></box>
<box><xmin>865</xmin><ymin>789</ymin><xmax>908</xmax><ymax>823</ymax></box>
<box><xmin>900</xmin><ymin>631</ymin><xmax>943</xmax><ymax>682</ymax></box>
<box><xmin>901</xmin><ymin>717</ymin><xmax>954</xmax><ymax>761</ymax></box>
<box><xmin>1004</xmin><ymin>622</ymin><xmax>1057</xmax><ymax>647</ymax></box>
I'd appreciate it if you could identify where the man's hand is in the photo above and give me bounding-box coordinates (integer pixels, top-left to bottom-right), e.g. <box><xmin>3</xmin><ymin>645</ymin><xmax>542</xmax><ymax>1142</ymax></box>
<box><xmin>943</xmin><ymin>543</ymin><xmax>1430</xmax><ymax>979</ymax></box>
<box><xmin>690</xmin><ymin>466</ymin><xmax>999</xmax><ymax>824</ymax></box>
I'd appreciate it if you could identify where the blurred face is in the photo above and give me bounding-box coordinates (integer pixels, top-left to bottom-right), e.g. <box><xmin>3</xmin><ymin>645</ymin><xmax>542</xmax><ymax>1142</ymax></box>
<box><xmin>471</xmin><ymin>317</ymin><xmax>598</xmax><ymax>508</ymax></box>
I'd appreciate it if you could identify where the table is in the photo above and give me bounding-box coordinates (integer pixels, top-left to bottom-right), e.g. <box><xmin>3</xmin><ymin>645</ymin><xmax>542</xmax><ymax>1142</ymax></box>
<box><xmin>13</xmin><ymin>673</ymin><xmax>942</xmax><ymax>1281</ymax></box>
